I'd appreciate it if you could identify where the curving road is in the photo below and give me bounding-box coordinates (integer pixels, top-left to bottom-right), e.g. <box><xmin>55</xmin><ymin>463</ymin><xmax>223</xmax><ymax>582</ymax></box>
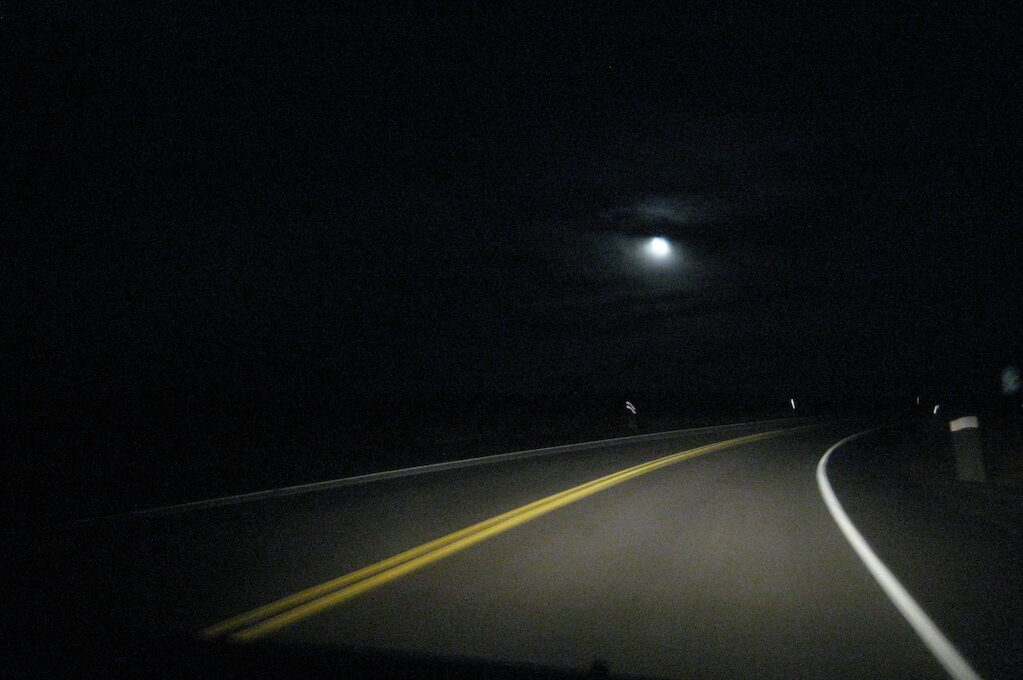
<box><xmin>9</xmin><ymin>421</ymin><xmax>977</xmax><ymax>678</ymax></box>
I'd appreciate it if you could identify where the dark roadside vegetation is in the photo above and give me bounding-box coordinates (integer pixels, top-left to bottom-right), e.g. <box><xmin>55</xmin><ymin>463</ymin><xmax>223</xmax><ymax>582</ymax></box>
<box><xmin>826</xmin><ymin>404</ymin><xmax>1023</xmax><ymax>680</ymax></box>
<box><xmin>4</xmin><ymin>377</ymin><xmax>840</xmax><ymax>529</ymax></box>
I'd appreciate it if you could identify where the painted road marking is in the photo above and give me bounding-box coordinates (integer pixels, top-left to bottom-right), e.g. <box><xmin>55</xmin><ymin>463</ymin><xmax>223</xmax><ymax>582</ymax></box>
<box><xmin>817</xmin><ymin>429</ymin><xmax>983</xmax><ymax>680</ymax></box>
<box><xmin>204</xmin><ymin>427</ymin><xmax>807</xmax><ymax>641</ymax></box>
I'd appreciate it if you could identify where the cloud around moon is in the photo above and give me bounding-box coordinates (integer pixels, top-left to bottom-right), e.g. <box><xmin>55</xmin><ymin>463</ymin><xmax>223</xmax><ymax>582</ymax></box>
<box><xmin>603</xmin><ymin>196</ymin><xmax>722</xmax><ymax>232</ymax></box>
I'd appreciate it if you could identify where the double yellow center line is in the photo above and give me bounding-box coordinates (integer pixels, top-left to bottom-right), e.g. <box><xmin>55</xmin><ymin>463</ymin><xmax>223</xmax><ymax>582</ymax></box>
<box><xmin>202</xmin><ymin>427</ymin><xmax>799</xmax><ymax>641</ymax></box>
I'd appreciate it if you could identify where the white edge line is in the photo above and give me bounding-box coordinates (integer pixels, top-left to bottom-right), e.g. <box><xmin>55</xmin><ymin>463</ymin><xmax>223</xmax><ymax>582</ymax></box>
<box><xmin>817</xmin><ymin>428</ymin><xmax>983</xmax><ymax>680</ymax></box>
<box><xmin>61</xmin><ymin>416</ymin><xmax>815</xmax><ymax>527</ymax></box>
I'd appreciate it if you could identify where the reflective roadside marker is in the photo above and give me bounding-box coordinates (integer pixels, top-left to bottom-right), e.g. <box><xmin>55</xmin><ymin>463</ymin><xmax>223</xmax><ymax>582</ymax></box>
<box><xmin>790</xmin><ymin>398</ymin><xmax>796</xmax><ymax>410</ymax></box>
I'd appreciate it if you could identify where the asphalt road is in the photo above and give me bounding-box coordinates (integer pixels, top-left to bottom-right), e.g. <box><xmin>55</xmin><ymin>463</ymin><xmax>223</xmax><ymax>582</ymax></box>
<box><xmin>8</xmin><ymin>421</ymin><xmax>967</xmax><ymax>678</ymax></box>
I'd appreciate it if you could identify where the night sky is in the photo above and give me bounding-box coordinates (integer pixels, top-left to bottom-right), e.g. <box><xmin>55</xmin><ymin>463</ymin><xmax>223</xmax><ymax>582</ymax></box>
<box><xmin>7</xmin><ymin>4</ymin><xmax>1022</xmax><ymax>459</ymax></box>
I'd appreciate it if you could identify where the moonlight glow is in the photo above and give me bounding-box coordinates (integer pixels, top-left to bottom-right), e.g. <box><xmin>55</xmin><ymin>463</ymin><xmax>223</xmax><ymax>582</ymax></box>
<box><xmin>646</xmin><ymin>237</ymin><xmax>671</xmax><ymax>258</ymax></box>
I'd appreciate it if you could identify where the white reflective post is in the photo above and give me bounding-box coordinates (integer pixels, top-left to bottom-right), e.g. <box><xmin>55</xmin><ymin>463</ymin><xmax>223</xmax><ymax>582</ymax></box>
<box><xmin>949</xmin><ymin>416</ymin><xmax>985</xmax><ymax>483</ymax></box>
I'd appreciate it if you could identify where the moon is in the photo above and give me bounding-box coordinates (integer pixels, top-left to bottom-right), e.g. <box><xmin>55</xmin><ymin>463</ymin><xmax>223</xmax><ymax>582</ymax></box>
<box><xmin>646</xmin><ymin>237</ymin><xmax>671</xmax><ymax>258</ymax></box>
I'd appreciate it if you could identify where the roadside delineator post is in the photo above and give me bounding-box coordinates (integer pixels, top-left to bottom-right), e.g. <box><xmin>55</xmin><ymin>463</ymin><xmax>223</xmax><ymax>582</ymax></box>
<box><xmin>625</xmin><ymin>401</ymin><xmax>638</xmax><ymax>430</ymax></box>
<box><xmin>949</xmin><ymin>416</ymin><xmax>986</xmax><ymax>483</ymax></box>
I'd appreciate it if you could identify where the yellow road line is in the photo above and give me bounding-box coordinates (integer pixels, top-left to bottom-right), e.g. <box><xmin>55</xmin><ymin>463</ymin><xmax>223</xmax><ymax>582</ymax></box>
<box><xmin>201</xmin><ymin>439</ymin><xmax>709</xmax><ymax>638</ymax></box>
<box><xmin>203</xmin><ymin>427</ymin><xmax>805</xmax><ymax>641</ymax></box>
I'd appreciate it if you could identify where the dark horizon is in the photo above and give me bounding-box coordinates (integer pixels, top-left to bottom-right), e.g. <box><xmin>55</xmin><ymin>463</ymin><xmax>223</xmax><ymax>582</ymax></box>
<box><xmin>8</xmin><ymin>4</ymin><xmax>1022</xmax><ymax>477</ymax></box>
